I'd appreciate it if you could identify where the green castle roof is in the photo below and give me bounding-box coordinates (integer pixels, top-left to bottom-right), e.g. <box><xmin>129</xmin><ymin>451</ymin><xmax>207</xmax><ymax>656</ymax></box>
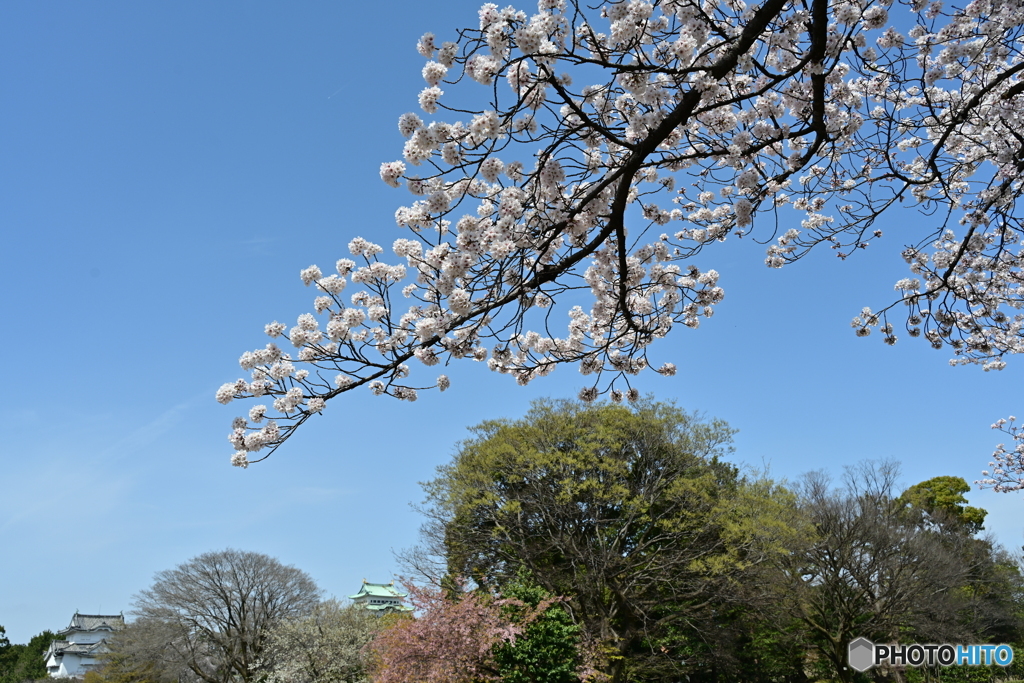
<box><xmin>349</xmin><ymin>580</ymin><xmax>407</xmax><ymax>600</ymax></box>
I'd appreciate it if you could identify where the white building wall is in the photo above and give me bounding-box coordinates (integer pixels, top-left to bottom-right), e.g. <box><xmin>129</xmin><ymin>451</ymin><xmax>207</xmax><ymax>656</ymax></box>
<box><xmin>45</xmin><ymin>652</ymin><xmax>59</xmax><ymax>676</ymax></box>
<box><xmin>65</xmin><ymin>630</ymin><xmax>104</xmax><ymax>645</ymax></box>
<box><xmin>58</xmin><ymin>653</ymin><xmax>83</xmax><ymax>677</ymax></box>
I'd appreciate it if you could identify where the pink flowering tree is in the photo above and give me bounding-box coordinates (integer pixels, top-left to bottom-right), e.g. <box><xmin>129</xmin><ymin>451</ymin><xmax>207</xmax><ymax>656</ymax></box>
<box><xmin>219</xmin><ymin>0</ymin><xmax>1024</xmax><ymax>465</ymax></box>
<box><xmin>363</xmin><ymin>582</ymin><xmax>553</xmax><ymax>683</ymax></box>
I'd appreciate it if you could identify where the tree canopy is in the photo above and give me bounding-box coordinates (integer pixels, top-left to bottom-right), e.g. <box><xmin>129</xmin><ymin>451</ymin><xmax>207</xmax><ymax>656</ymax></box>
<box><xmin>777</xmin><ymin>465</ymin><xmax>1022</xmax><ymax>683</ymax></box>
<box><xmin>261</xmin><ymin>600</ymin><xmax>381</xmax><ymax>683</ymax></box>
<box><xmin>898</xmin><ymin>473</ymin><xmax>988</xmax><ymax>532</ymax></box>
<box><xmin>216</xmin><ymin>0</ymin><xmax>1024</xmax><ymax>465</ymax></box>
<box><xmin>365</xmin><ymin>580</ymin><xmax>556</xmax><ymax>683</ymax></box>
<box><xmin>0</xmin><ymin>629</ymin><xmax>58</xmax><ymax>683</ymax></box>
<box><xmin>367</xmin><ymin>572</ymin><xmax>590</xmax><ymax>683</ymax></box>
<box><xmin>398</xmin><ymin>402</ymin><xmax>1023</xmax><ymax>683</ymax></box>
<box><xmin>129</xmin><ymin>549</ymin><xmax>321</xmax><ymax>683</ymax></box>
<box><xmin>418</xmin><ymin>399</ymin><xmax>800</xmax><ymax>683</ymax></box>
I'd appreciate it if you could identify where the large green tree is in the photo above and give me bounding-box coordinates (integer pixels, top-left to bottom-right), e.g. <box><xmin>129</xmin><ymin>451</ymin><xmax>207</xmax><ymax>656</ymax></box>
<box><xmin>0</xmin><ymin>628</ymin><xmax>14</xmax><ymax>683</ymax></box>
<box><xmin>422</xmin><ymin>398</ymin><xmax>800</xmax><ymax>683</ymax></box>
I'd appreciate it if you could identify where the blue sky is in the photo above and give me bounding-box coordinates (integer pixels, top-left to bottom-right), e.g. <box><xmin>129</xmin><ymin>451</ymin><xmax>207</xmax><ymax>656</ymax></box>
<box><xmin>2</xmin><ymin>1</ymin><xmax>1021</xmax><ymax>645</ymax></box>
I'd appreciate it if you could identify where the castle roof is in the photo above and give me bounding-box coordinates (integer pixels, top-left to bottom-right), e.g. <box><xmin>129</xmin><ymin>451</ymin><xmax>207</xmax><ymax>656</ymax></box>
<box><xmin>349</xmin><ymin>580</ymin><xmax>407</xmax><ymax>600</ymax></box>
<box><xmin>60</xmin><ymin>613</ymin><xmax>125</xmax><ymax>635</ymax></box>
<box><xmin>46</xmin><ymin>639</ymin><xmax>110</xmax><ymax>659</ymax></box>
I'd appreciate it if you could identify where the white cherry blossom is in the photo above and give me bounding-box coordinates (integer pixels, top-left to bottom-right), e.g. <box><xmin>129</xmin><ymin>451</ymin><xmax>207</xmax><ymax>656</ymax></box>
<box><xmin>221</xmin><ymin>0</ymin><xmax>1024</xmax><ymax>464</ymax></box>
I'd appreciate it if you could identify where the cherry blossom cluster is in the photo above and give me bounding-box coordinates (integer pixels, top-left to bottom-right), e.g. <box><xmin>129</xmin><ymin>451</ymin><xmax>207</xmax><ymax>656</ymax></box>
<box><xmin>220</xmin><ymin>0</ymin><xmax>1024</xmax><ymax>464</ymax></box>
<box><xmin>977</xmin><ymin>417</ymin><xmax>1024</xmax><ymax>492</ymax></box>
<box><xmin>366</xmin><ymin>580</ymin><xmax>566</xmax><ymax>683</ymax></box>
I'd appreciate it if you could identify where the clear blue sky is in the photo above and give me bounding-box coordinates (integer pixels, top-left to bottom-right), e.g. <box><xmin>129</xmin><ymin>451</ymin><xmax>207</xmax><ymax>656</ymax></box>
<box><xmin>2</xmin><ymin>1</ymin><xmax>1021</xmax><ymax>645</ymax></box>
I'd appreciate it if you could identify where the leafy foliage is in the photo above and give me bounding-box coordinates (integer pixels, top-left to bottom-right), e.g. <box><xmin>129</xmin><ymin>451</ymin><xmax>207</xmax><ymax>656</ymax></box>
<box><xmin>491</xmin><ymin>572</ymin><xmax>589</xmax><ymax>683</ymax></box>
<box><xmin>421</xmin><ymin>398</ymin><xmax>801</xmax><ymax>683</ymax></box>
<box><xmin>0</xmin><ymin>630</ymin><xmax>59</xmax><ymax>683</ymax></box>
<box><xmin>899</xmin><ymin>475</ymin><xmax>988</xmax><ymax>533</ymax></box>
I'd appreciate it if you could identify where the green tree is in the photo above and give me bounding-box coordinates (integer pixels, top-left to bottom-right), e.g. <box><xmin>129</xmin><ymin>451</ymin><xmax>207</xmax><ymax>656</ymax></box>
<box><xmin>899</xmin><ymin>476</ymin><xmax>1023</xmax><ymax>646</ymax></box>
<box><xmin>491</xmin><ymin>572</ymin><xmax>587</xmax><ymax>683</ymax></box>
<box><xmin>0</xmin><ymin>630</ymin><xmax>58</xmax><ymax>683</ymax></box>
<box><xmin>0</xmin><ymin>628</ymin><xmax>15</xmax><ymax>683</ymax></box>
<box><xmin>0</xmin><ymin>628</ymin><xmax>12</xmax><ymax>676</ymax></box>
<box><xmin>423</xmin><ymin>398</ymin><xmax>800</xmax><ymax>683</ymax></box>
<box><xmin>898</xmin><ymin>475</ymin><xmax>987</xmax><ymax>534</ymax></box>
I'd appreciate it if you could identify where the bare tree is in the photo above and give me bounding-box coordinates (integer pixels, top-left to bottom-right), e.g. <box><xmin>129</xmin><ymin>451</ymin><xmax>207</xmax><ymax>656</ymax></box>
<box><xmin>780</xmin><ymin>463</ymin><xmax>1015</xmax><ymax>683</ymax></box>
<box><xmin>99</xmin><ymin>617</ymin><xmax>196</xmax><ymax>683</ymax></box>
<box><xmin>131</xmin><ymin>549</ymin><xmax>321</xmax><ymax>683</ymax></box>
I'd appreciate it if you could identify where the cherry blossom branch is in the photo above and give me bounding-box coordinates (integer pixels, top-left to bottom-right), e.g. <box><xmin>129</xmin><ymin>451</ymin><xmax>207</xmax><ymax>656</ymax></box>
<box><xmin>217</xmin><ymin>0</ymin><xmax>1024</xmax><ymax>465</ymax></box>
<box><xmin>977</xmin><ymin>416</ymin><xmax>1024</xmax><ymax>493</ymax></box>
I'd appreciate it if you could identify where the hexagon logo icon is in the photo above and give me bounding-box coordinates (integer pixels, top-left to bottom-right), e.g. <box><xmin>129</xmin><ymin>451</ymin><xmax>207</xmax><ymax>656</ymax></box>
<box><xmin>849</xmin><ymin>637</ymin><xmax>875</xmax><ymax>672</ymax></box>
